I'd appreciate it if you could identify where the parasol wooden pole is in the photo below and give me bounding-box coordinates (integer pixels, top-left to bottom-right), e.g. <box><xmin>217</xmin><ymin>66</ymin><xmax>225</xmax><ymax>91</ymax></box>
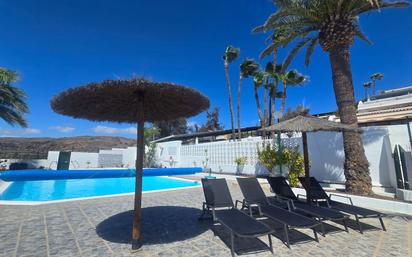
<box><xmin>132</xmin><ymin>92</ymin><xmax>145</xmax><ymax>250</ymax></box>
<box><xmin>302</xmin><ymin>132</ymin><xmax>311</xmax><ymax>203</ymax></box>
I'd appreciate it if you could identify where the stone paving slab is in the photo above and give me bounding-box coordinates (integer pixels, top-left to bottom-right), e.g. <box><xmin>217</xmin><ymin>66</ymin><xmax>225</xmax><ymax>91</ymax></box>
<box><xmin>0</xmin><ymin>184</ymin><xmax>411</xmax><ymax>257</ymax></box>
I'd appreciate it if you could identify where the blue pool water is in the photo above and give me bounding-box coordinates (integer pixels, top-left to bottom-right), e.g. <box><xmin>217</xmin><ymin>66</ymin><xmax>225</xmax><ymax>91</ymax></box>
<box><xmin>0</xmin><ymin>176</ymin><xmax>199</xmax><ymax>201</ymax></box>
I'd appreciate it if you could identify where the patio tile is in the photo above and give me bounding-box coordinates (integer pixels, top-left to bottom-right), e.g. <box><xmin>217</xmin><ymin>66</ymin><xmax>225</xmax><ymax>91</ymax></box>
<box><xmin>0</xmin><ymin>184</ymin><xmax>410</xmax><ymax>257</ymax></box>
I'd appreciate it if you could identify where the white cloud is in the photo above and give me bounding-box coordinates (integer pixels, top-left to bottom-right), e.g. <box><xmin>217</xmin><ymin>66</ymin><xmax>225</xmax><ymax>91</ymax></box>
<box><xmin>23</xmin><ymin>128</ymin><xmax>41</xmax><ymax>134</ymax></box>
<box><xmin>0</xmin><ymin>127</ymin><xmax>41</xmax><ymax>137</ymax></box>
<box><xmin>92</xmin><ymin>125</ymin><xmax>137</xmax><ymax>135</ymax></box>
<box><xmin>50</xmin><ymin>126</ymin><xmax>75</xmax><ymax>133</ymax></box>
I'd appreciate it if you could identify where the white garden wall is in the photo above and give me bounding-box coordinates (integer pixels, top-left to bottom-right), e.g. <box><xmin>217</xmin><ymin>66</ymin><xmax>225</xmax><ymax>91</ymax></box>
<box><xmin>156</xmin><ymin>124</ymin><xmax>409</xmax><ymax>192</ymax></box>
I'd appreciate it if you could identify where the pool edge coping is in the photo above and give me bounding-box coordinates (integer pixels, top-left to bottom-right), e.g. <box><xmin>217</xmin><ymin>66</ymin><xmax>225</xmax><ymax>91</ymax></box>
<box><xmin>0</xmin><ymin>176</ymin><xmax>201</xmax><ymax>206</ymax></box>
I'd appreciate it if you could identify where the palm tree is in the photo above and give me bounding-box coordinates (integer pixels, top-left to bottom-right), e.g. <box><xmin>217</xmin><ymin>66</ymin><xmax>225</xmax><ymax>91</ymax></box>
<box><xmin>264</xmin><ymin>62</ymin><xmax>278</xmax><ymax>126</ymax></box>
<box><xmin>223</xmin><ymin>46</ymin><xmax>240</xmax><ymax>140</ymax></box>
<box><xmin>254</xmin><ymin>0</ymin><xmax>409</xmax><ymax>195</ymax></box>
<box><xmin>274</xmin><ymin>69</ymin><xmax>307</xmax><ymax>115</ymax></box>
<box><xmin>363</xmin><ymin>81</ymin><xmax>373</xmax><ymax>99</ymax></box>
<box><xmin>252</xmin><ymin>70</ymin><xmax>266</xmax><ymax>127</ymax></box>
<box><xmin>370</xmin><ymin>73</ymin><xmax>384</xmax><ymax>95</ymax></box>
<box><xmin>0</xmin><ymin>68</ymin><xmax>28</xmax><ymax>127</ymax></box>
<box><xmin>237</xmin><ymin>59</ymin><xmax>259</xmax><ymax>139</ymax></box>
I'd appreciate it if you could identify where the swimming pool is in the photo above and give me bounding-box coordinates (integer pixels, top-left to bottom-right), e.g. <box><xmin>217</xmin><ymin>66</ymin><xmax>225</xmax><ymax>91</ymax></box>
<box><xmin>0</xmin><ymin>176</ymin><xmax>199</xmax><ymax>202</ymax></box>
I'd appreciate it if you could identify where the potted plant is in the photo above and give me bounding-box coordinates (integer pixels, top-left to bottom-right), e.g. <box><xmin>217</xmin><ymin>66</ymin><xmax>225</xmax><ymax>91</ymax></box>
<box><xmin>234</xmin><ymin>156</ymin><xmax>247</xmax><ymax>175</ymax></box>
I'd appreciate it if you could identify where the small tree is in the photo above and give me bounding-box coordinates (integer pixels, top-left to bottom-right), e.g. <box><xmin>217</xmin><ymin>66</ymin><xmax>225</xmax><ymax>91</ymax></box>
<box><xmin>199</xmin><ymin>107</ymin><xmax>224</xmax><ymax>132</ymax></box>
<box><xmin>154</xmin><ymin>118</ymin><xmax>187</xmax><ymax>138</ymax></box>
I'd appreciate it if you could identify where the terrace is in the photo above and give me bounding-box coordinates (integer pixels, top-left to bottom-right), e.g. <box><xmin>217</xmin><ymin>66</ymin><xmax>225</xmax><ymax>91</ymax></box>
<box><xmin>1</xmin><ymin>179</ymin><xmax>410</xmax><ymax>257</ymax></box>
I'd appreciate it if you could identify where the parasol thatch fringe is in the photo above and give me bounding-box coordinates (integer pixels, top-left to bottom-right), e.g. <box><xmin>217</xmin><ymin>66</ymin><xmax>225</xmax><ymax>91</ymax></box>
<box><xmin>260</xmin><ymin>115</ymin><xmax>360</xmax><ymax>133</ymax></box>
<box><xmin>50</xmin><ymin>77</ymin><xmax>210</xmax><ymax>123</ymax></box>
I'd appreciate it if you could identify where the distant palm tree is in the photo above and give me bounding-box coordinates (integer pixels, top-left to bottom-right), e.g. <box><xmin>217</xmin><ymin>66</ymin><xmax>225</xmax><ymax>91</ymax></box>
<box><xmin>254</xmin><ymin>0</ymin><xmax>409</xmax><ymax>194</ymax></box>
<box><xmin>0</xmin><ymin>68</ymin><xmax>28</xmax><ymax>127</ymax></box>
<box><xmin>264</xmin><ymin>62</ymin><xmax>279</xmax><ymax>126</ymax></box>
<box><xmin>223</xmin><ymin>46</ymin><xmax>240</xmax><ymax>140</ymax></box>
<box><xmin>274</xmin><ymin>69</ymin><xmax>307</xmax><ymax>114</ymax></box>
<box><xmin>237</xmin><ymin>59</ymin><xmax>259</xmax><ymax>139</ymax></box>
<box><xmin>255</xmin><ymin>29</ymin><xmax>303</xmax><ymax>126</ymax></box>
<box><xmin>252</xmin><ymin>70</ymin><xmax>266</xmax><ymax>127</ymax></box>
<box><xmin>363</xmin><ymin>81</ymin><xmax>373</xmax><ymax>99</ymax></box>
<box><xmin>370</xmin><ymin>73</ymin><xmax>384</xmax><ymax>95</ymax></box>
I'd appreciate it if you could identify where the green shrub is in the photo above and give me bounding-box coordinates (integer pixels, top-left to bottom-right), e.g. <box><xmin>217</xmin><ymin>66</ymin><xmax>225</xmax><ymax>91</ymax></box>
<box><xmin>285</xmin><ymin>146</ymin><xmax>305</xmax><ymax>187</ymax></box>
<box><xmin>257</xmin><ymin>143</ymin><xmax>305</xmax><ymax>187</ymax></box>
<box><xmin>234</xmin><ymin>156</ymin><xmax>247</xmax><ymax>166</ymax></box>
<box><xmin>257</xmin><ymin>143</ymin><xmax>289</xmax><ymax>173</ymax></box>
<box><xmin>144</xmin><ymin>143</ymin><xmax>157</xmax><ymax>168</ymax></box>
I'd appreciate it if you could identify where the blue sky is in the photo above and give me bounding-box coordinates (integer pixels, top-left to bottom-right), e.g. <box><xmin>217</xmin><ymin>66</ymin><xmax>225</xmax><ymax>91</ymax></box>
<box><xmin>0</xmin><ymin>0</ymin><xmax>411</xmax><ymax>138</ymax></box>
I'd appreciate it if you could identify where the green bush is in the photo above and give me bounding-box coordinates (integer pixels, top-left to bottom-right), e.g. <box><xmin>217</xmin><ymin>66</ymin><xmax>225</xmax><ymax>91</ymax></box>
<box><xmin>257</xmin><ymin>143</ymin><xmax>289</xmax><ymax>172</ymax></box>
<box><xmin>234</xmin><ymin>156</ymin><xmax>247</xmax><ymax>166</ymax></box>
<box><xmin>284</xmin><ymin>146</ymin><xmax>305</xmax><ymax>187</ymax></box>
<box><xmin>144</xmin><ymin>143</ymin><xmax>157</xmax><ymax>168</ymax></box>
<box><xmin>257</xmin><ymin>143</ymin><xmax>305</xmax><ymax>187</ymax></box>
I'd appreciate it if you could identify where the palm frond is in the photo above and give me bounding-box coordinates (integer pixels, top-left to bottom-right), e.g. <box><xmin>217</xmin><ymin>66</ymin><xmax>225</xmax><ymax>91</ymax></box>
<box><xmin>305</xmin><ymin>36</ymin><xmax>319</xmax><ymax>66</ymax></box>
<box><xmin>281</xmin><ymin>37</ymin><xmax>313</xmax><ymax>72</ymax></box>
<box><xmin>259</xmin><ymin>43</ymin><xmax>278</xmax><ymax>60</ymax></box>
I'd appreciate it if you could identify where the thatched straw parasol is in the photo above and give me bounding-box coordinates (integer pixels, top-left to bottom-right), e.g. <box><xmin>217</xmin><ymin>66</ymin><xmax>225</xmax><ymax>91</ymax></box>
<box><xmin>51</xmin><ymin>77</ymin><xmax>209</xmax><ymax>249</ymax></box>
<box><xmin>260</xmin><ymin>115</ymin><xmax>359</xmax><ymax>202</ymax></box>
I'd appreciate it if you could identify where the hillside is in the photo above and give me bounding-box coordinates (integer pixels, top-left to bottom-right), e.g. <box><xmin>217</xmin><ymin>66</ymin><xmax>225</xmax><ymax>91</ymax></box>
<box><xmin>0</xmin><ymin>136</ymin><xmax>136</xmax><ymax>159</ymax></box>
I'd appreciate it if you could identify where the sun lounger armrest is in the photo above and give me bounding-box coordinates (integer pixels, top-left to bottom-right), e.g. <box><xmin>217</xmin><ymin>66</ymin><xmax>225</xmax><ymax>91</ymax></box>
<box><xmin>296</xmin><ymin>194</ymin><xmax>306</xmax><ymax>200</ymax></box>
<box><xmin>329</xmin><ymin>193</ymin><xmax>353</xmax><ymax>205</ymax></box>
<box><xmin>235</xmin><ymin>200</ymin><xmax>244</xmax><ymax>209</ymax></box>
<box><xmin>242</xmin><ymin>199</ymin><xmax>263</xmax><ymax>217</ymax></box>
<box><xmin>275</xmin><ymin>195</ymin><xmax>289</xmax><ymax>201</ymax></box>
<box><xmin>211</xmin><ymin>207</ymin><xmax>218</xmax><ymax>221</ymax></box>
<box><xmin>273</xmin><ymin>196</ymin><xmax>293</xmax><ymax>211</ymax></box>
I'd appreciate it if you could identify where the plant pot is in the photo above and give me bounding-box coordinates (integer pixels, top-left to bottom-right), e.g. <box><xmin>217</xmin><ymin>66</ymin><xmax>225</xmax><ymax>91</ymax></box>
<box><xmin>272</xmin><ymin>165</ymin><xmax>289</xmax><ymax>177</ymax></box>
<box><xmin>236</xmin><ymin>165</ymin><xmax>244</xmax><ymax>175</ymax></box>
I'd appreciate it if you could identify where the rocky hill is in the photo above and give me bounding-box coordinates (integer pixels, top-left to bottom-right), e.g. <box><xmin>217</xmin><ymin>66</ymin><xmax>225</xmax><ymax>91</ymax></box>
<box><xmin>0</xmin><ymin>136</ymin><xmax>136</xmax><ymax>159</ymax></box>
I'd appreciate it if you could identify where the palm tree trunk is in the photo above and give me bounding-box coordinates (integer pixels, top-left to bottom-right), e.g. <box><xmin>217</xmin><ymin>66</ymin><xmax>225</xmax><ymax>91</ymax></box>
<box><xmin>224</xmin><ymin>62</ymin><xmax>236</xmax><ymax>140</ymax></box>
<box><xmin>280</xmin><ymin>81</ymin><xmax>287</xmax><ymax>115</ymax></box>
<box><xmin>263</xmin><ymin>86</ymin><xmax>268</xmax><ymax>127</ymax></box>
<box><xmin>372</xmin><ymin>80</ymin><xmax>376</xmax><ymax>96</ymax></box>
<box><xmin>271</xmin><ymin>48</ymin><xmax>278</xmax><ymax>126</ymax></box>
<box><xmin>254</xmin><ymin>86</ymin><xmax>264</xmax><ymax>127</ymax></box>
<box><xmin>329</xmin><ymin>46</ymin><xmax>372</xmax><ymax>195</ymax></box>
<box><xmin>237</xmin><ymin>75</ymin><xmax>243</xmax><ymax>140</ymax></box>
<box><xmin>270</xmin><ymin>90</ymin><xmax>276</xmax><ymax>126</ymax></box>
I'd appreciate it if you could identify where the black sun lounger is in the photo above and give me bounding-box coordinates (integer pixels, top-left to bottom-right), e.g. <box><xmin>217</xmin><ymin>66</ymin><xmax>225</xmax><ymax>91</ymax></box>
<box><xmin>200</xmin><ymin>178</ymin><xmax>274</xmax><ymax>257</ymax></box>
<box><xmin>267</xmin><ymin>176</ymin><xmax>349</xmax><ymax>235</ymax></box>
<box><xmin>298</xmin><ymin>177</ymin><xmax>386</xmax><ymax>233</ymax></box>
<box><xmin>236</xmin><ymin>177</ymin><xmax>321</xmax><ymax>248</ymax></box>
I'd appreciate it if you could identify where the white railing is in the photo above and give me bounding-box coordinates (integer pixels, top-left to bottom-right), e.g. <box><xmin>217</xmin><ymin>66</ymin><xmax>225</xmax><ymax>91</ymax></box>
<box><xmin>158</xmin><ymin>136</ymin><xmax>301</xmax><ymax>175</ymax></box>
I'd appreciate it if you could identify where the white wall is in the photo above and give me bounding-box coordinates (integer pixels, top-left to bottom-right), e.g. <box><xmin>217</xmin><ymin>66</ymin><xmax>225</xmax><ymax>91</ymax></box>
<box><xmin>121</xmin><ymin>147</ymin><xmax>137</xmax><ymax>168</ymax></box>
<box><xmin>308</xmin><ymin>127</ymin><xmax>396</xmax><ymax>189</ymax></box>
<box><xmin>47</xmin><ymin>151</ymin><xmax>60</xmax><ymax>170</ymax></box>
<box><xmin>161</xmin><ymin>136</ymin><xmax>301</xmax><ymax>176</ymax></box>
<box><xmin>69</xmin><ymin>152</ymin><xmax>99</xmax><ymax>169</ymax></box>
<box><xmin>157</xmin><ymin>141</ymin><xmax>182</xmax><ymax>168</ymax></box>
<box><xmin>156</xmin><ymin>124</ymin><xmax>410</xmax><ymax>192</ymax></box>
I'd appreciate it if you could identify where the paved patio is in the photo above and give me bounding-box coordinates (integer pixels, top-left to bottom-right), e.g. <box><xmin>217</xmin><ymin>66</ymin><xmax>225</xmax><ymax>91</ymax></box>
<box><xmin>0</xmin><ymin>182</ymin><xmax>411</xmax><ymax>257</ymax></box>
